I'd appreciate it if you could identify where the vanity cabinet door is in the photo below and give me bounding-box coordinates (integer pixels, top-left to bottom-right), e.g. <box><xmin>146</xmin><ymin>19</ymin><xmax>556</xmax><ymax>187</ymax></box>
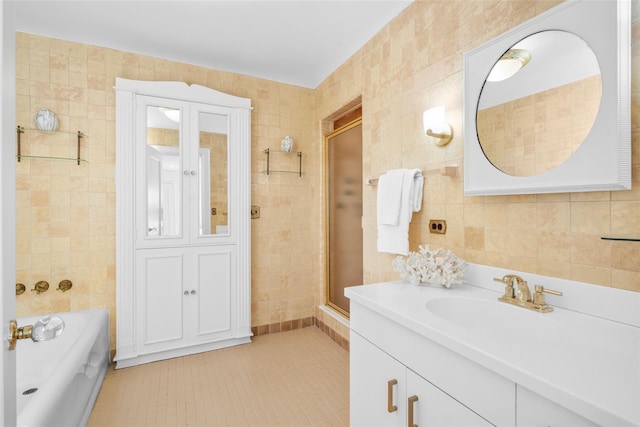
<box><xmin>351</xmin><ymin>331</ymin><xmax>493</xmax><ymax>427</ymax></box>
<box><xmin>516</xmin><ymin>386</ymin><xmax>598</xmax><ymax>427</ymax></box>
<box><xmin>350</xmin><ymin>332</ymin><xmax>406</xmax><ymax>426</ymax></box>
<box><xmin>407</xmin><ymin>369</ymin><xmax>494</xmax><ymax>427</ymax></box>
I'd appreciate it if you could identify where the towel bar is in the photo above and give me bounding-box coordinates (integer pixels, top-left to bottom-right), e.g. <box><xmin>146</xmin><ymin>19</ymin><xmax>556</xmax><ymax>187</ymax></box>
<box><xmin>367</xmin><ymin>165</ymin><xmax>457</xmax><ymax>185</ymax></box>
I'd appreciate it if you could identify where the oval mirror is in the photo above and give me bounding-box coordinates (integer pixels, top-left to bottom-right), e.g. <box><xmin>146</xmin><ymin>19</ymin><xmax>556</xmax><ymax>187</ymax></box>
<box><xmin>477</xmin><ymin>30</ymin><xmax>602</xmax><ymax>177</ymax></box>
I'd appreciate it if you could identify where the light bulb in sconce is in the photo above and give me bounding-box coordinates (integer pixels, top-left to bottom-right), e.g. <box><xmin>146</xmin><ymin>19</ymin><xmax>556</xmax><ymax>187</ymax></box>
<box><xmin>159</xmin><ymin>107</ymin><xmax>180</xmax><ymax>123</ymax></box>
<box><xmin>423</xmin><ymin>106</ymin><xmax>453</xmax><ymax>147</ymax></box>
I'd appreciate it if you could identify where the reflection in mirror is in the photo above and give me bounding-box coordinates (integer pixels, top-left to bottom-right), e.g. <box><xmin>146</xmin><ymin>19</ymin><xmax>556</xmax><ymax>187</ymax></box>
<box><xmin>146</xmin><ymin>105</ymin><xmax>181</xmax><ymax>237</ymax></box>
<box><xmin>198</xmin><ymin>112</ymin><xmax>228</xmax><ymax>236</ymax></box>
<box><xmin>477</xmin><ymin>31</ymin><xmax>602</xmax><ymax>177</ymax></box>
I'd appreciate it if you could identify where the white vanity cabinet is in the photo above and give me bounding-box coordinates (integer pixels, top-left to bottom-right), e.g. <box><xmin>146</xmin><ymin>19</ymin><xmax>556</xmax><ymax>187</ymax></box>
<box><xmin>351</xmin><ymin>332</ymin><xmax>493</xmax><ymax>427</ymax></box>
<box><xmin>516</xmin><ymin>386</ymin><xmax>599</xmax><ymax>427</ymax></box>
<box><xmin>115</xmin><ymin>79</ymin><xmax>252</xmax><ymax>368</ymax></box>
<box><xmin>349</xmin><ymin>300</ymin><xmax>516</xmax><ymax>426</ymax></box>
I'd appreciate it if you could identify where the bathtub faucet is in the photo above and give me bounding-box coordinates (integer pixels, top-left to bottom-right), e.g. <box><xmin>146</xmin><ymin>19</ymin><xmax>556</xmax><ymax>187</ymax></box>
<box><xmin>8</xmin><ymin>316</ymin><xmax>65</xmax><ymax>350</ymax></box>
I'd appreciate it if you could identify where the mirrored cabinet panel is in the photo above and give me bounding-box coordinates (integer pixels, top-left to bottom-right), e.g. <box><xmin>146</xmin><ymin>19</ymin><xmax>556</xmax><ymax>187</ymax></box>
<box><xmin>137</xmin><ymin>100</ymin><xmax>234</xmax><ymax>245</ymax></box>
<box><xmin>196</xmin><ymin>111</ymin><xmax>229</xmax><ymax>236</ymax></box>
<box><xmin>136</xmin><ymin>97</ymin><xmax>188</xmax><ymax>246</ymax></box>
<box><xmin>145</xmin><ymin>105</ymin><xmax>182</xmax><ymax>238</ymax></box>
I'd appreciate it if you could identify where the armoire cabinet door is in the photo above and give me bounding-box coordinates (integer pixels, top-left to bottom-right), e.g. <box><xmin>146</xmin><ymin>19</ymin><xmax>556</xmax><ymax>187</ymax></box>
<box><xmin>189</xmin><ymin>104</ymin><xmax>232</xmax><ymax>241</ymax></box>
<box><xmin>187</xmin><ymin>245</ymin><xmax>235</xmax><ymax>342</ymax></box>
<box><xmin>136</xmin><ymin>97</ymin><xmax>236</xmax><ymax>249</ymax></box>
<box><xmin>136</xmin><ymin>246</ymin><xmax>236</xmax><ymax>355</ymax></box>
<box><xmin>136</xmin><ymin>248</ymin><xmax>186</xmax><ymax>354</ymax></box>
<box><xmin>136</xmin><ymin>97</ymin><xmax>190</xmax><ymax>248</ymax></box>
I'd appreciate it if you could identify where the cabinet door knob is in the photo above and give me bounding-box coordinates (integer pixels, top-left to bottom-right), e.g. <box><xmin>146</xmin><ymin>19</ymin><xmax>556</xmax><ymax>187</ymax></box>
<box><xmin>191</xmin><ymin>290</ymin><xmax>196</xmax><ymax>295</ymax></box>
<box><xmin>183</xmin><ymin>170</ymin><xmax>189</xmax><ymax>175</ymax></box>
<box><xmin>387</xmin><ymin>379</ymin><xmax>398</xmax><ymax>413</ymax></box>
<box><xmin>190</xmin><ymin>170</ymin><xmax>197</xmax><ymax>176</ymax></box>
<box><xmin>408</xmin><ymin>395</ymin><xmax>418</xmax><ymax>427</ymax></box>
<box><xmin>183</xmin><ymin>290</ymin><xmax>189</xmax><ymax>295</ymax></box>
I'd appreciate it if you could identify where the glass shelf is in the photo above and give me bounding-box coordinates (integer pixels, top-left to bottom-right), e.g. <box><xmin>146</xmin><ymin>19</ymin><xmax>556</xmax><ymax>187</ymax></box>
<box><xmin>19</xmin><ymin>127</ymin><xmax>87</xmax><ymax>137</ymax></box>
<box><xmin>16</xmin><ymin>155</ymin><xmax>89</xmax><ymax>163</ymax></box>
<box><xmin>601</xmin><ymin>236</ymin><xmax>640</xmax><ymax>242</ymax></box>
<box><xmin>260</xmin><ymin>170</ymin><xmax>305</xmax><ymax>175</ymax></box>
<box><xmin>17</xmin><ymin>126</ymin><xmax>88</xmax><ymax>165</ymax></box>
<box><xmin>263</xmin><ymin>148</ymin><xmax>303</xmax><ymax>177</ymax></box>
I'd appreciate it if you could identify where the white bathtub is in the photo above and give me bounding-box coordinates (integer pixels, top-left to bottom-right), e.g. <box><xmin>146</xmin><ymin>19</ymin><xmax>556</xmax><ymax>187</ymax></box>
<box><xmin>16</xmin><ymin>309</ymin><xmax>110</xmax><ymax>427</ymax></box>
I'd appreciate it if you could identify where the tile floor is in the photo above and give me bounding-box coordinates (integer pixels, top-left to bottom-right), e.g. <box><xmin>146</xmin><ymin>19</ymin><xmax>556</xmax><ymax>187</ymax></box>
<box><xmin>88</xmin><ymin>327</ymin><xmax>350</xmax><ymax>426</ymax></box>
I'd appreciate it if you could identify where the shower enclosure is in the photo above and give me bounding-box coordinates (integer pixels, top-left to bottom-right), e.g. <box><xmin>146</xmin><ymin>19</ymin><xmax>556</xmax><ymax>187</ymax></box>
<box><xmin>326</xmin><ymin>117</ymin><xmax>363</xmax><ymax>317</ymax></box>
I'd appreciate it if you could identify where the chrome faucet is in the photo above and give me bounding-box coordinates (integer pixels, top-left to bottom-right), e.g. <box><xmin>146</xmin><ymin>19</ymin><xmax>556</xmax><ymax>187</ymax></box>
<box><xmin>493</xmin><ymin>274</ymin><xmax>562</xmax><ymax>313</ymax></box>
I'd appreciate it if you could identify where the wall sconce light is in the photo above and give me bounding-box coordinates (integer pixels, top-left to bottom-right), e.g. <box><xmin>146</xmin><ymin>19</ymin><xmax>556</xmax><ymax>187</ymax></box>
<box><xmin>423</xmin><ymin>106</ymin><xmax>453</xmax><ymax>147</ymax></box>
<box><xmin>487</xmin><ymin>49</ymin><xmax>532</xmax><ymax>82</ymax></box>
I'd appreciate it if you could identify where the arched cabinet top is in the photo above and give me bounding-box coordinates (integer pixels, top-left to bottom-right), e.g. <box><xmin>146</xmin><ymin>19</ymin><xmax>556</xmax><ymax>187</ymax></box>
<box><xmin>114</xmin><ymin>78</ymin><xmax>252</xmax><ymax>110</ymax></box>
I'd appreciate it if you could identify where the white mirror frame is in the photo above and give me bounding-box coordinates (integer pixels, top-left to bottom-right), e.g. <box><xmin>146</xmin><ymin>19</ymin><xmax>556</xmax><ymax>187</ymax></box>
<box><xmin>464</xmin><ymin>0</ymin><xmax>630</xmax><ymax>195</ymax></box>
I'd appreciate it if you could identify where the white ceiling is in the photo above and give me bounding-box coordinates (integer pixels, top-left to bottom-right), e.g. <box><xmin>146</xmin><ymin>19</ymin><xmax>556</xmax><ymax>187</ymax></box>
<box><xmin>12</xmin><ymin>0</ymin><xmax>413</xmax><ymax>88</ymax></box>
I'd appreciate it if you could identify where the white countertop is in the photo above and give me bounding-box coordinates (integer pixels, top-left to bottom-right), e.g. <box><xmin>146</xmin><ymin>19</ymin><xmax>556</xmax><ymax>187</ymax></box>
<box><xmin>346</xmin><ymin>280</ymin><xmax>640</xmax><ymax>426</ymax></box>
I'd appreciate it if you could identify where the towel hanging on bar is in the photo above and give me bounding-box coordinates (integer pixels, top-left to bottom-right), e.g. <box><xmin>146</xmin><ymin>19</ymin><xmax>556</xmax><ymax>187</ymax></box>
<box><xmin>376</xmin><ymin>169</ymin><xmax>423</xmax><ymax>255</ymax></box>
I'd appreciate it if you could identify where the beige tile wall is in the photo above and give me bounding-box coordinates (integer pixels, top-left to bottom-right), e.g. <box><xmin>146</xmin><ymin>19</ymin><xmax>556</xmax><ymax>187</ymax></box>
<box><xmin>14</xmin><ymin>0</ymin><xmax>640</xmax><ymax>356</ymax></box>
<box><xmin>14</xmin><ymin>32</ymin><xmax>321</xmax><ymax>349</ymax></box>
<box><xmin>315</xmin><ymin>0</ymin><xmax>640</xmax><ymax>293</ymax></box>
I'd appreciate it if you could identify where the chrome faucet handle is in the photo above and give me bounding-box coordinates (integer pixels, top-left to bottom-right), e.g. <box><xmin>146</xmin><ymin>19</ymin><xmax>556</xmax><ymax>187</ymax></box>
<box><xmin>493</xmin><ymin>275</ymin><xmax>519</xmax><ymax>298</ymax></box>
<box><xmin>514</xmin><ymin>276</ymin><xmax>532</xmax><ymax>303</ymax></box>
<box><xmin>533</xmin><ymin>285</ymin><xmax>563</xmax><ymax>306</ymax></box>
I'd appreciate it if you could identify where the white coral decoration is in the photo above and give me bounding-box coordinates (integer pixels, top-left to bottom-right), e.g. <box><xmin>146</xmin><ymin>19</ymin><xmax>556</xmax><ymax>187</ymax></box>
<box><xmin>392</xmin><ymin>245</ymin><xmax>466</xmax><ymax>288</ymax></box>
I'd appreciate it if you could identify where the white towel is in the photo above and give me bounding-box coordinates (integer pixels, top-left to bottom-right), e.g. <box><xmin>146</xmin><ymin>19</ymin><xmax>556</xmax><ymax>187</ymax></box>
<box><xmin>377</xmin><ymin>169</ymin><xmax>423</xmax><ymax>255</ymax></box>
<box><xmin>376</xmin><ymin>170</ymin><xmax>405</xmax><ymax>225</ymax></box>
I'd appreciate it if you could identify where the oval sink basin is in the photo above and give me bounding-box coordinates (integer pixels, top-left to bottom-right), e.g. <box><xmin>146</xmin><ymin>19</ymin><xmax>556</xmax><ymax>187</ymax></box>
<box><xmin>425</xmin><ymin>296</ymin><xmax>559</xmax><ymax>340</ymax></box>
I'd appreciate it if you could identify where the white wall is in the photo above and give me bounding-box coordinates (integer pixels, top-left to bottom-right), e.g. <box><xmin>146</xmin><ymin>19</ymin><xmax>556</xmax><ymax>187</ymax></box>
<box><xmin>1</xmin><ymin>0</ymin><xmax>17</xmax><ymax>424</ymax></box>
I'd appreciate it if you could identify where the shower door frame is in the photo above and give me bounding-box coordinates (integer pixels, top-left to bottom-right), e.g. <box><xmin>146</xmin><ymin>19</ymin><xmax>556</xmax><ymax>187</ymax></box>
<box><xmin>324</xmin><ymin>117</ymin><xmax>363</xmax><ymax>318</ymax></box>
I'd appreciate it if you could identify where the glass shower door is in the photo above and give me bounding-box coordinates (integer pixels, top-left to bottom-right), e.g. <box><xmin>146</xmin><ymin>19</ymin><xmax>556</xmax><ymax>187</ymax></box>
<box><xmin>326</xmin><ymin>118</ymin><xmax>363</xmax><ymax>316</ymax></box>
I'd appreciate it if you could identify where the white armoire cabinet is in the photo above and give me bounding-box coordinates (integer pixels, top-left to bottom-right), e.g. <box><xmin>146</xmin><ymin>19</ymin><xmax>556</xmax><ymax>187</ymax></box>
<box><xmin>114</xmin><ymin>79</ymin><xmax>252</xmax><ymax>368</ymax></box>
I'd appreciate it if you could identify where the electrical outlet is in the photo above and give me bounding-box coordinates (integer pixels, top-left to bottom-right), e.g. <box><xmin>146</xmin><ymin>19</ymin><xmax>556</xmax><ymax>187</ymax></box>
<box><xmin>429</xmin><ymin>220</ymin><xmax>446</xmax><ymax>234</ymax></box>
<box><xmin>211</xmin><ymin>207</ymin><xmax>217</xmax><ymax>215</ymax></box>
<box><xmin>251</xmin><ymin>205</ymin><xmax>260</xmax><ymax>219</ymax></box>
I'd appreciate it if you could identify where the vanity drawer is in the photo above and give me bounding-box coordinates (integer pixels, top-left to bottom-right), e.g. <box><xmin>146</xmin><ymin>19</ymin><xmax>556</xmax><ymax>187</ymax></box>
<box><xmin>351</xmin><ymin>301</ymin><xmax>516</xmax><ymax>426</ymax></box>
<box><xmin>516</xmin><ymin>386</ymin><xmax>599</xmax><ymax>427</ymax></box>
